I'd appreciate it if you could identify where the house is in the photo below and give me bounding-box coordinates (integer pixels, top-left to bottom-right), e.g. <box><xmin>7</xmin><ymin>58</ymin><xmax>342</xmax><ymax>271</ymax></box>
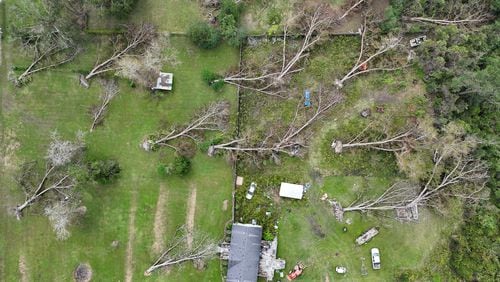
<box><xmin>226</xmin><ymin>223</ymin><xmax>262</xmax><ymax>282</ymax></box>
<box><xmin>152</xmin><ymin>72</ymin><xmax>173</xmax><ymax>91</ymax></box>
<box><xmin>279</xmin><ymin>182</ymin><xmax>304</xmax><ymax>199</ymax></box>
<box><xmin>221</xmin><ymin>223</ymin><xmax>286</xmax><ymax>282</ymax></box>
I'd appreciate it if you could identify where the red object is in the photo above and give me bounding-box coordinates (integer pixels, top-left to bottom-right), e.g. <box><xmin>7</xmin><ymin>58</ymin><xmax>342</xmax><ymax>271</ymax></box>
<box><xmin>359</xmin><ymin>62</ymin><xmax>368</xmax><ymax>71</ymax></box>
<box><xmin>286</xmin><ymin>263</ymin><xmax>304</xmax><ymax>281</ymax></box>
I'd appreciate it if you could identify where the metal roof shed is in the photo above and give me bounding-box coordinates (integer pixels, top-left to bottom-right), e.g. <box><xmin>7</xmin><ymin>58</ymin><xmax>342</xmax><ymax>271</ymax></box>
<box><xmin>226</xmin><ymin>223</ymin><xmax>262</xmax><ymax>282</ymax></box>
<box><xmin>279</xmin><ymin>183</ymin><xmax>304</xmax><ymax>199</ymax></box>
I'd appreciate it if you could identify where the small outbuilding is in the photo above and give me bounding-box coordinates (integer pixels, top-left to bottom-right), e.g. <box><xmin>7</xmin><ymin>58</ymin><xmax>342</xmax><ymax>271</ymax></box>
<box><xmin>279</xmin><ymin>182</ymin><xmax>304</xmax><ymax>200</ymax></box>
<box><xmin>152</xmin><ymin>72</ymin><xmax>173</xmax><ymax>91</ymax></box>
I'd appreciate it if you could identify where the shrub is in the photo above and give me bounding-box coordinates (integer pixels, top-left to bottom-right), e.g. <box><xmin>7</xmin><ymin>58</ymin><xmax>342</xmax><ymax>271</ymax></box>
<box><xmin>171</xmin><ymin>156</ymin><xmax>191</xmax><ymax>176</ymax></box>
<box><xmin>88</xmin><ymin>160</ymin><xmax>121</xmax><ymax>184</ymax></box>
<box><xmin>220</xmin><ymin>14</ymin><xmax>244</xmax><ymax>47</ymax></box>
<box><xmin>202</xmin><ymin>69</ymin><xmax>225</xmax><ymax>91</ymax></box>
<box><xmin>219</xmin><ymin>0</ymin><xmax>242</xmax><ymax>21</ymax></box>
<box><xmin>188</xmin><ymin>22</ymin><xmax>221</xmax><ymax>49</ymax></box>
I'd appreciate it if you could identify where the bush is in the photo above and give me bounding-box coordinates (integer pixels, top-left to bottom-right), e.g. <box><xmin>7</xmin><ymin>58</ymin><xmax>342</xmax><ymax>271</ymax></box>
<box><xmin>172</xmin><ymin>156</ymin><xmax>191</xmax><ymax>176</ymax></box>
<box><xmin>188</xmin><ymin>22</ymin><xmax>221</xmax><ymax>49</ymax></box>
<box><xmin>202</xmin><ymin>69</ymin><xmax>225</xmax><ymax>91</ymax></box>
<box><xmin>220</xmin><ymin>14</ymin><xmax>244</xmax><ymax>47</ymax></box>
<box><xmin>219</xmin><ymin>0</ymin><xmax>242</xmax><ymax>21</ymax></box>
<box><xmin>158</xmin><ymin>156</ymin><xmax>192</xmax><ymax>177</ymax></box>
<box><xmin>88</xmin><ymin>160</ymin><xmax>121</xmax><ymax>184</ymax></box>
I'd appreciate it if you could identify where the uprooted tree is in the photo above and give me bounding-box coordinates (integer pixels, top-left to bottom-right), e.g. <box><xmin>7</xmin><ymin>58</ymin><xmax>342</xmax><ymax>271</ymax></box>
<box><xmin>89</xmin><ymin>79</ymin><xmax>119</xmax><ymax>132</ymax></box>
<box><xmin>144</xmin><ymin>226</ymin><xmax>218</xmax><ymax>275</ymax></box>
<box><xmin>330</xmin><ymin>125</ymin><xmax>488</xmax><ymax>221</ymax></box>
<box><xmin>209</xmin><ymin>88</ymin><xmax>343</xmax><ymax>161</ymax></box>
<box><xmin>331</xmin><ymin>124</ymin><xmax>426</xmax><ymax>154</ymax></box>
<box><xmin>210</xmin><ymin>4</ymin><xmax>336</xmax><ymax>97</ymax></box>
<box><xmin>84</xmin><ymin>23</ymin><xmax>157</xmax><ymax>82</ymax></box>
<box><xmin>402</xmin><ymin>0</ymin><xmax>493</xmax><ymax>26</ymax></box>
<box><xmin>334</xmin><ymin>17</ymin><xmax>408</xmax><ymax>89</ymax></box>
<box><xmin>8</xmin><ymin>0</ymin><xmax>81</xmax><ymax>86</ymax></box>
<box><xmin>14</xmin><ymin>132</ymin><xmax>87</xmax><ymax>238</ymax></box>
<box><xmin>142</xmin><ymin>101</ymin><xmax>230</xmax><ymax>151</ymax></box>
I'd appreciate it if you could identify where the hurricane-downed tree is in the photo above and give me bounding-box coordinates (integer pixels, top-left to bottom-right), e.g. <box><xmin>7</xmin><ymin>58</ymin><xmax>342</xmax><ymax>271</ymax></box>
<box><xmin>14</xmin><ymin>132</ymin><xmax>85</xmax><ymax>221</ymax></box>
<box><xmin>402</xmin><ymin>0</ymin><xmax>493</xmax><ymax>26</ymax></box>
<box><xmin>116</xmin><ymin>35</ymin><xmax>176</xmax><ymax>88</ymax></box>
<box><xmin>84</xmin><ymin>23</ymin><xmax>157</xmax><ymax>82</ymax></box>
<box><xmin>209</xmin><ymin>88</ymin><xmax>343</xmax><ymax>161</ymax></box>
<box><xmin>44</xmin><ymin>201</ymin><xmax>86</xmax><ymax>240</ymax></box>
<box><xmin>89</xmin><ymin>79</ymin><xmax>119</xmax><ymax>132</ymax></box>
<box><xmin>8</xmin><ymin>0</ymin><xmax>81</xmax><ymax>86</ymax></box>
<box><xmin>144</xmin><ymin>226</ymin><xmax>218</xmax><ymax>275</ymax></box>
<box><xmin>330</xmin><ymin>124</ymin><xmax>489</xmax><ymax>221</ymax></box>
<box><xmin>334</xmin><ymin>18</ymin><xmax>408</xmax><ymax>89</ymax></box>
<box><xmin>210</xmin><ymin>4</ymin><xmax>335</xmax><ymax>97</ymax></box>
<box><xmin>142</xmin><ymin>101</ymin><xmax>230</xmax><ymax>151</ymax></box>
<box><xmin>331</xmin><ymin>124</ymin><xmax>426</xmax><ymax>154</ymax></box>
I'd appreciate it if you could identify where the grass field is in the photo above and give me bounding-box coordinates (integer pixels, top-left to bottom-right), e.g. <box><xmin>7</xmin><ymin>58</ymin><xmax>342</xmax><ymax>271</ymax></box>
<box><xmin>0</xmin><ymin>25</ymin><xmax>239</xmax><ymax>281</ymax></box>
<box><xmin>1</xmin><ymin>1</ymin><xmax>463</xmax><ymax>281</ymax></box>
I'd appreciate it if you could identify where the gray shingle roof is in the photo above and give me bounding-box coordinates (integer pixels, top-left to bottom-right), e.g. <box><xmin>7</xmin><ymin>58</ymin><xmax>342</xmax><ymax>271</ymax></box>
<box><xmin>226</xmin><ymin>223</ymin><xmax>262</xmax><ymax>282</ymax></box>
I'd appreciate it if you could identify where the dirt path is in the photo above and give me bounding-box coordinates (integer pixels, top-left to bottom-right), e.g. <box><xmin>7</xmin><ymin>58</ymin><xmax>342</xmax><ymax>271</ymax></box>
<box><xmin>186</xmin><ymin>185</ymin><xmax>197</xmax><ymax>249</ymax></box>
<box><xmin>152</xmin><ymin>184</ymin><xmax>168</xmax><ymax>255</ymax></box>
<box><xmin>124</xmin><ymin>192</ymin><xmax>137</xmax><ymax>282</ymax></box>
<box><xmin>324</xmin><ymin>273</ymin><xmax>330</xmax><ymax>282</ymax></box>
<box><xmin>18</xmin><ymin>254</ymin><xmax>28</xmax><ymax>282</ymax></box>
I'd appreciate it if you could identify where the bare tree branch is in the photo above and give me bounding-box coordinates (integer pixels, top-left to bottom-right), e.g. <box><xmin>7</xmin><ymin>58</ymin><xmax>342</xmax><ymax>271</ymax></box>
<box><xmin>90</xmin><ymin>80</ymin><xmax>119</xmax><ymax>132</ymax></box>
<box><xmin>142</xmin><ymin>101</ymin><xmax>230</xmax><ymax>151</ymax></box>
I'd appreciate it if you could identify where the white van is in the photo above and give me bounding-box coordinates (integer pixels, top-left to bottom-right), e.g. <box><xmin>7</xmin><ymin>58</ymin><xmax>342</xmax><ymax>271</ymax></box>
<box><xmin>371</xmin><ymin>248</ymin><xmax>381</xmax><ymax>270</ymax></box>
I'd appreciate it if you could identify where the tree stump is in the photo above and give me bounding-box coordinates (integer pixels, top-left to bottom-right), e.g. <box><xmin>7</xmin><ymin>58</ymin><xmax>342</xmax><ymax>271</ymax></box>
<box><xmin>74</xmin><ymin>263</ymin><xmax>92</xmax><ymax>282</ymax></box>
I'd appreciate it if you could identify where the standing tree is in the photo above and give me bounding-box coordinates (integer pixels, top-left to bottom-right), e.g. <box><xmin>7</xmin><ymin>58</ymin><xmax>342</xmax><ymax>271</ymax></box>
<box><xmin>142</xmin><ymin>101</ymin><xmax>230</xmax><ymax>151</ymax></box>
<box><xmin>144</xmin><ymin>226</ymin><xmax>218</xmax><ymax>275</ymax></box>
<box><xmin>85</xmin><ymin>23</ymin><xmax>157</xmax><ymax>82</ymax></box>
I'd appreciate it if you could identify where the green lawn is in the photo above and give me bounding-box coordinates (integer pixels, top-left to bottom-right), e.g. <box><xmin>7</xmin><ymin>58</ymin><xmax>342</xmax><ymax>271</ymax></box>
<box><xmin>0</xmin><ymin>32</ymin><xmax>238</xmax><ymax>281</ymax></box>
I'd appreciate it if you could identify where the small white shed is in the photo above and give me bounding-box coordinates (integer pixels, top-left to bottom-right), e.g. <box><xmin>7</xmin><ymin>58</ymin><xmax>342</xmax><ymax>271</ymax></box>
<box><xmin>152</xmin><ymin>72</ymin><xmax>173</xmax><ymax>91</ymax></box>
<box><xmin>279</xmin><ymin>183</ymin><xmax>304</xmax><ymax>199</ymax></box>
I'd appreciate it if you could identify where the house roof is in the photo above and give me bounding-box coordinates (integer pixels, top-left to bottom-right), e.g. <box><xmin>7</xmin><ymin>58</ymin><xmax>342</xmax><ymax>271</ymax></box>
<box><xmin>227</xmin><ymin>223</ymin><xmax>262</xmax><ymax>282</ymax></box>
<box><xmin>279</xmin><ymin>182</ymin><xmax>304</xmax><ymax>199</ymax></box>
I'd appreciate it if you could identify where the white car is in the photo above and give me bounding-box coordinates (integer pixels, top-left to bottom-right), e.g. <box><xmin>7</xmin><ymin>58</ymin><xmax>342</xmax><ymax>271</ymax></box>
<box><xmin>371</xmin><ymin>248</ymin><xmax>381</xmax><ymax>270</ymax></box>
<box><xmin>245</xmin><ymin>182</ymin><xmax>257</xmax><ymax>200</ymax></box>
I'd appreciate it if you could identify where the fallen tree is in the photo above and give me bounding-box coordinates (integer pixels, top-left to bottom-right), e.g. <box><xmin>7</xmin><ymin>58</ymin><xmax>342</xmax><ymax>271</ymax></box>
<box><xmin>209</xmin><ymin>88</ymin><xmax>343</xmax><ymax>160</ymax></box>
<box><xmin>330</xmin><ymin>136</ymin><xmax>488</xmax><ymax>221</ymax></box>
<box><xmin>334</xmin><ymin>18</ymin><xmax>408</xmax><ymax>88</ymax></box>
<box><xmin>212</xmin><ymin>4</ymin><xmax>335</xmax><ymax>97</ymax></box>
<box><xmin>142</xmin><ymin>101</ymin><xmax>230</xmax><ymax>151</ymax></box>
<box><xmin>144</xmin><ymin>226</ymin><xmax>217</xmax><ymax>275</ymax></box>
<box><xmin>89</xmin><ymin>79</ymin><xmax>119</xmax><ymax>132</ymax></box>
<box><xmin>85</xmin><ymin>23</ymin><xmax>156</xmax><ymax>82</ymax></box>
<box><xmin>331</xmin><ymin>125</ymin><xmax>425</xmax><ymax>154</ymax></box>
<box><xmin>15</xmin><ymin>132</ymin><xmax>85</xmax><ymax>221</ymax></box>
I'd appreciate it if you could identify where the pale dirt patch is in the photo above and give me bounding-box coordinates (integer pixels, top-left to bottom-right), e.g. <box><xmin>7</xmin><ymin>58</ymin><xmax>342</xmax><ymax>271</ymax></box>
<box><xmin>18</xmin><ymin>253</ymin><xmax>28</xmax><ymax>282</ymax></box>
<box><xmin>186</xmin><ymin>185</ymin><xmax>197</xmax><ymax>249</ymax></box>
<box><xmin>222</xmin><ymin>199</ymin><xmax>228</xmax><ymax>211</ymax></box>
<box><xmin>151</xmin><ymin>184</ymin><xmax>168</xmax><ymax>255</ymax></box>
<box><xmin>2</xmin><ymin>129</ymin><xmax>20</xmax><ymax>172</ymax></box>
<box><xmin>324</xmin><ymin>273</ymin><xmax>330</xmax><ymax>282</ymax></box>
<box><xmin>124</xmin><ymin>192</ymin><xmax>137</xmax><ymax>282</ymax></box>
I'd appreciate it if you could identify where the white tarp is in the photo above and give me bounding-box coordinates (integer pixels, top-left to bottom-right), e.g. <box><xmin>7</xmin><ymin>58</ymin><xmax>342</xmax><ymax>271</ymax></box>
<box><xmin>279</xmin><ymin>183</ymin><xmax>304</xmax><ymax>199</ymax></box>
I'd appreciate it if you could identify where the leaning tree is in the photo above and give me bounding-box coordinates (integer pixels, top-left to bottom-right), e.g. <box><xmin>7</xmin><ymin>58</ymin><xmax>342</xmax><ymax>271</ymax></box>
<box><xmin>144</xmin><ymin>226</ymin><xmax>218</xmax><ymax>275</ymax></box>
